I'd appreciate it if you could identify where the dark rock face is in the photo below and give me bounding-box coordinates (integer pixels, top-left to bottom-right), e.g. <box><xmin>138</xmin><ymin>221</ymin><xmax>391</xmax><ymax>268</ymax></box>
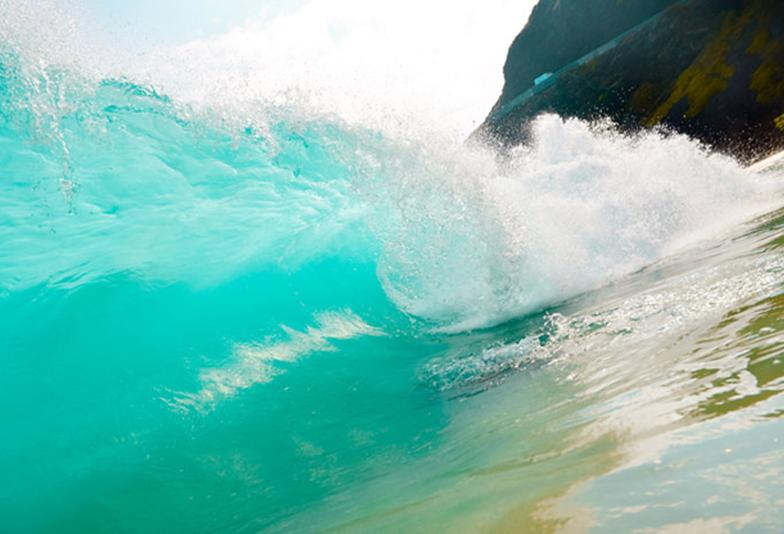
<box><xmin>483</xmin><ymin>0</ymin><xmax>784</xmax><ymax>163</ymax></box>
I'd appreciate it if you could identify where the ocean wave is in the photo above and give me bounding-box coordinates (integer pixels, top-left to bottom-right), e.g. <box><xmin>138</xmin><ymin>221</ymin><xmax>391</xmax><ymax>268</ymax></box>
<box><xmin>0</xmin><ymin>44</ymin><xmax>779</xmax><ymax>331</ymax></box>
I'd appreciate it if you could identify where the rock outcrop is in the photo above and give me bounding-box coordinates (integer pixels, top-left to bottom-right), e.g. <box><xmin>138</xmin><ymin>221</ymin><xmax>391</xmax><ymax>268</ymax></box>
<box><xmin>482</xmin><ymin>0</ymin><xmax>784</xmax><ymax>163</ymax></box>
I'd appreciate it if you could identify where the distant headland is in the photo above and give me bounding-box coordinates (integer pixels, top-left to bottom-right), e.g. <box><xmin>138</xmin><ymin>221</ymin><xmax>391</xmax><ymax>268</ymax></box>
<box><xmin>481</xmin><ymin>0</ymin><xmax>784</xmax><ymax>164</ymax></box>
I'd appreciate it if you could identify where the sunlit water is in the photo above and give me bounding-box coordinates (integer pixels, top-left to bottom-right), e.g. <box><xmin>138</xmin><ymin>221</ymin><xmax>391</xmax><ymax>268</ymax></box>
<box><xmin>2</xmin><ymin>6</ymin><xmax>784</xmax><ymax>532</ymax></box>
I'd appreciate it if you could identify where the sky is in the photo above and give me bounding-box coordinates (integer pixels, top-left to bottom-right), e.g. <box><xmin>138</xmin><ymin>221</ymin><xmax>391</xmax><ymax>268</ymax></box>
<box><xmin>80</xmin><ymin>0</ymin><xmax>304</xmax><ymax>47</ymax></box>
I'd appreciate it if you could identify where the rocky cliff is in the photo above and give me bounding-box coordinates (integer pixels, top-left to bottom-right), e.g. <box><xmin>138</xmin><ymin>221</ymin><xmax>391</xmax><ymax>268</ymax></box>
<box><xmin>482</xmin><ymin>0</ymin><xmax>784</xmax><ymax>163</ymax></box>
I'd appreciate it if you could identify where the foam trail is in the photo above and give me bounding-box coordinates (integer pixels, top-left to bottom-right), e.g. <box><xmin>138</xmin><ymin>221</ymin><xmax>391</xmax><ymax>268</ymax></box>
<box><xmin>168</xmin><ymin>311</ymin><xmax>383</xmax><ymax>412</ymax></box>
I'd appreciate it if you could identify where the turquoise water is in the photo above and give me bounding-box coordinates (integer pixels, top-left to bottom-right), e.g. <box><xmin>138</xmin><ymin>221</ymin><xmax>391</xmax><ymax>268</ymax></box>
<box><xmin>2</xmin><ymin>32</ymin><xmax>784</xmax><ymax>533</ymax></box>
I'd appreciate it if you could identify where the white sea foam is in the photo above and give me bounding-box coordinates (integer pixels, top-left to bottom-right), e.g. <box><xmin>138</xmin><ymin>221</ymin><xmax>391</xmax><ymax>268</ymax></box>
<box><xmin>363</xmin><ymin>116</ymin><xmax>782</xmax><ymax>330</ymax></box>
<box><xmin>424</xmin><ymin>205</ymin><xmax>784</xmax><ymax>389</ymax></box>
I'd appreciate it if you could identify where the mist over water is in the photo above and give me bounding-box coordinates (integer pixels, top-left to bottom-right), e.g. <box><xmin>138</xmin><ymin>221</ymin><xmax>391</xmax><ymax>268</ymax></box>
<box><xmin>2</xmin><ymin>1</ymin><xmax>784</xmax><ymax>531</ymax></box>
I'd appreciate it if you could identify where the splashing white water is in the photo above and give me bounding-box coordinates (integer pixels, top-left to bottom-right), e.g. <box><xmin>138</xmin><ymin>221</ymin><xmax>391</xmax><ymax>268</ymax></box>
<box><xmin>363</xmin><ymin>116</ymin><xmax>781</xmax><ymax>330</ymax></box>
<box><xmin>134</xmin><ymin>0</ymin><xmax>536</xmax><ymax>138</ymax></box>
